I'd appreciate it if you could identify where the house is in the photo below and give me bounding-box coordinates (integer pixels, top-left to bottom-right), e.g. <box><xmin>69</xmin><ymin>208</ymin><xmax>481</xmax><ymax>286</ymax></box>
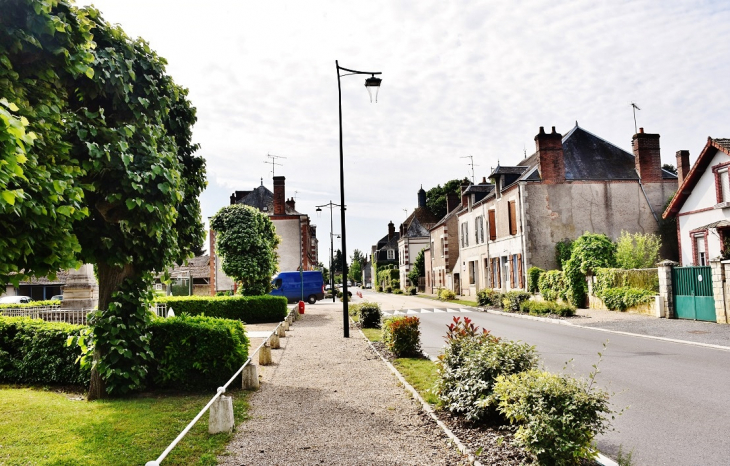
<box><xmin>424</xmin><ymin>190</ymin><xmax>465</xmax><ymax>294</ymax></box>
<box><xmin>371</xmin><ymin>221</ymin><xmax>400</xmax><ymax>288</ymax></box>
<box><xmin>155</xmin><ymin>255</ymin><xmax>212</xmax><ymax>296</ymax></box>
<box><xmin>210</xmin><ymin>176</ymin><xmax>319</xmax><ymax>294</ymax></box>
<box><xmin>663</xmin><ymin>137</ymin><xmax>730</xmax><ymax>265</ymax></box>
<box><xmin>455</xmin><ymin>124</ymin><xmax>678</xmax><ymax>297</ymax></box>
<box><xmin>398</xmin><ymin>187</ymin><xmax>440</xmax><ymax>290</ymax></box>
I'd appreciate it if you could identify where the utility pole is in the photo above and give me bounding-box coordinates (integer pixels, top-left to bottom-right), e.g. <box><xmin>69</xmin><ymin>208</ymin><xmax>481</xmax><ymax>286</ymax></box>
<box><xmin>264</xmin><ymin>153</ymin><xmax>286</xmax><ymax>177</ymax></box>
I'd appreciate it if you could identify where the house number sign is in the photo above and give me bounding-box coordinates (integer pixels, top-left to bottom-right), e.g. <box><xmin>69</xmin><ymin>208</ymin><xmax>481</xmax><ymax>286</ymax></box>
<box><xmin>698</xmin><ymin>275</ymin><xmax>703</xmax><ymax>282</ymax></box>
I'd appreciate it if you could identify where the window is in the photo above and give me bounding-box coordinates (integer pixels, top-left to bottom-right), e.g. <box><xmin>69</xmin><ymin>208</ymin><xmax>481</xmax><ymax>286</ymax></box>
<box><xmin>475</xmin><ymin>216</ymin><xmax>485</xmax><ymax>243</ymax></box>
<box><xmin>508</xmin><ymin>201</ymin><xmax>517</xmax><ymax>235</ymax></box>
<box><xmin>440</xmin><ymin>237</ymin><xmax>445</xmax><ymax>257</ymax></box>
<box><xmin>694</xmin><ymin>234</ymin><xmax>706</xmax><ymax>266</ymax></box>
<box><xmin>387</xmin><ymin>249</ymin><xmax>395</xmax><ymax>260</ymax></box>
<box><xmin>154</xmin><ymin>283</ymin><xmax>163</xmax><ymax>291</ymax></box>
<box><xmin>718</xmin><ymin>168</ymin><xmax>730</xmax><ymax>203</ymax></box>
<box><xmin>461</xmin><ymin>223</ymin><xmax>469</xmax><ymax>247</ymax></box>
<box><xmin>469</xmin><ymin>261</ymin><xmax>476</xmax><ymax>285</ymax></box>
<box><xmin>488</xmin><ymin>210</ymin><xmax>496</xmax><ymax>240</ymax></box>
<box><xmin>431</xmin><ymin>241</ymin><xmax>435</xmax><ymax>260</ymax></box>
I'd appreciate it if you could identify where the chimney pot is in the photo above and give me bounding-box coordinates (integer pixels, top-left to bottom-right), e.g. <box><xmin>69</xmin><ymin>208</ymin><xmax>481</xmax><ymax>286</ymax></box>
<box><xmin>539</xmin><ymin>126</ymin><xmax>545</xmax><ymax>134</ymax></box>
<box><xmin>551</xmin><ymin>126</ymin><xmax>556</xmax><ymax>134</ymax></box>
<box><xmin>639</xmin><ymin>127</ymin><xmax>644</xmax><ymax>134</ymax></box>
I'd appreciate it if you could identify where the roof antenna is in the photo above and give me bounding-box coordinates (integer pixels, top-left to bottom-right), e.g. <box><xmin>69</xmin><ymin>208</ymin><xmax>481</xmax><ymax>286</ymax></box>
<box><xmin>264</xmin><ymin>153</ymin><xmax>286</xmax><ymax>177</ymax></box>
<box><xmin>294</xmin><ymin>190</ymin><xmax>298</xmax><ymax>201</ymax></box>
<box><xmin>631</xmin><ymin>102</ymin><xmax>641</xmax><ymax>135</ymax></box>
<box><xmin>460</xmin><ymin>155</ymin><xmax>477</xmax><ymax>183</ymax></box>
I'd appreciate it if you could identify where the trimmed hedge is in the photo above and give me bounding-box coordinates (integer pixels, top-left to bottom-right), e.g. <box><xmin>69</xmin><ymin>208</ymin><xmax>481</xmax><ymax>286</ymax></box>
<box><xmin>0</xmin><ymin>317</ymin><xmax>89</xmax><ymax>385</ymax></box>
<box><xmin>538</xmin><ymin>270</ymin><xmax>568</xmax><ymax>302</ymax></box>
<box><xmin>155</xmin><ymin>295</ymin><xmax>287</xmax><ymax>323</ymax></box>
<box><xmin>0</xmin><ymin>300</ymin><xmax>59</xmax><ymax>311</ymax></box>
<box><xmin>383</xmin><ymin>316</ymin><xmax>421</xmax><ymax>357</ymax></box>
<box><xmin>358</xmin><ymin>302</ymin><xmax>382</xmax><ymax>328</ymax></box>
<box><xmin>520</xmin><ymin>300</ymin><xmax>575</xmax><ymax>317</ymax></box>
<box><xmin>599</xmin><ymin>286</ymin><xmax>655</xmax><ymax>311</ymax></box>
<box><xmin>148</xmin><ymin>315</ymin><xmax>248</xmax><ymax>390</ymax></box>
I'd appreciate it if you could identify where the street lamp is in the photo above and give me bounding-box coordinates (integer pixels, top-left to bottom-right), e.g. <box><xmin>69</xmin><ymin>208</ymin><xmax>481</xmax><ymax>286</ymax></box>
<box><xmin>336</xmin><ymin>60</ymin><xmax>382</xmax><ymax>338</ymax></box>
<box><xmin>316</xmin><ymin>201</ymin><xmax>341</xmax><ymax>302</ymax></box>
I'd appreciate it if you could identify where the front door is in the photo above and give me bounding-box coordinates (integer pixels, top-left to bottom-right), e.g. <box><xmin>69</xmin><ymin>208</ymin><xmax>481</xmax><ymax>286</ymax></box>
<box><xmin>672</xmin><ymin>266</ymin><xmax>716</xmax><ymax>321</ymax></box>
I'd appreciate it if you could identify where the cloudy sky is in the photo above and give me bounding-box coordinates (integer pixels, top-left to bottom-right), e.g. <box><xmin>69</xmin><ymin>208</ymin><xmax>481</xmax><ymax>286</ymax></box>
<box><xmin>76</xmin><ymin>0</ymin><xmax>730</xmax><ymax>265</ymax></box>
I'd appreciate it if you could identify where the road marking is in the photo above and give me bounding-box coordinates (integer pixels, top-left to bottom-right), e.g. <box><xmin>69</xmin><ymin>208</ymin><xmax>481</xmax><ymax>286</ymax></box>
<box><xmin>406</xmin><ymin>309</ymin><xmax>419</xmax><ymax>314</ymax></box>
<box><xmin>420</xmin><ymin>309</ymin><xmax>432</xmax><ymax>313</ymax></box>
<box><xmin>459</xmin><ymin>308</ymin><xmax>473</xmax><ymax>313</ymax></box>
<box><xmin>433</xmin><ymin>308</ymin><xmax>446</xmax><ymax>313</ymax></box>
<box><xmin>447</xmin><ymin>309</ymin><xmax>459</xmax><ymax>313</ymax></box>
<box><xmin>393</xmin><ymin>310</ymin><xmax>404</xmax><ymax>315</ymax></box>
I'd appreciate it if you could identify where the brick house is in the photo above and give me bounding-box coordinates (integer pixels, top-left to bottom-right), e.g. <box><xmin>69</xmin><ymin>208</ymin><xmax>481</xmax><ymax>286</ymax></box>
<box><xmin>370</xmin><ymin>221</ymin><xmax>400</xmax><ymax>288</ymax></box>
<box><xmin>398</xmin><ymin>187</ymin><xmax>440</xmax><ymax>290</ymax></box>
<box><xmin>664</xmin><ymin>137</ymin><xmax>730</xmax><ymax>265</ymax></box>
<box><xmin>210</xmin><ymin>176</ymin><xmax>319</xmax><ymax>295</ymax></box>
<box><xmin>455</xmin><ymin>124</ymin><xmax>678</xmax><ymax>296</ymax></box>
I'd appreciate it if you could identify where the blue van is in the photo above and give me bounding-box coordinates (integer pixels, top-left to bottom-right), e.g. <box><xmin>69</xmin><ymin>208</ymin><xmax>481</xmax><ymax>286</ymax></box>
<box><xmin>270</xmin><ymin>271</ymin><xmax>325</xmax><ymax>304</ymax></box>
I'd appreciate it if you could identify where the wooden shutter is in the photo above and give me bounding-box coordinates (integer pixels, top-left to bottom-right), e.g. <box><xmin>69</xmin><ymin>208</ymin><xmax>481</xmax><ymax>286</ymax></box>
<box><xmin>509</xmin><ymin>201</ymin><xmax>517</xmax><ymax>235</ymax></box>
<box><xmin>509</xmin><ymin>255</ymin><xmax>515</xmax><ymax>288</ymax></box>
<box><xmin>488</xmin><ymin>210</ymin><xmax>496</xmax><ymax>240</ymax></box>
<box><xmin>517</xmin><ymin>253</ymin><xmax>523</xmax><ymax>288</ymax></box>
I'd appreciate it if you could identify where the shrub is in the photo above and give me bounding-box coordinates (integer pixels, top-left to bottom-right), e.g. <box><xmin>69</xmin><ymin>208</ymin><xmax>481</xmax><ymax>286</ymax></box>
<box><xmin>385</xmin><ymin>286</ymin><xmax>393</xmax><ymax>293</ymax></box>
<box><xmin>148</xmin><ymin>314</ymin><xmax>248</xmax><ymax>390</ymax></box>
<box><xmin>0</xmin><ymin>317</ymin><xmax>90</xmax><ymax>386</ymax></box>
<box><xmin>563</xmin><ymin>232</ymin><xmax>617</xmax><ymax>307</ymax></box>
<box><xmin>477</xmin><ymin>288</ymin><xmax>502</xmax><ymax>307</ymax></box>
<box><xmin>0</xmin><ymin>300</ymin><xmax>59</xmax><ymax>311</ymax></box>
<box><xmin>555</xmin><ymin>239</ymin><xmax>574</xmax><ymax>271</ymax></box>
<box><xmin>501</xmin><ymin>291</ymin><xmax>531</xmax><ymax>312</ymax></box>
<box><xmin>439</xmin><ymin>289</ymin><xmax>456</xmax><ymax>301</ymax></box>
<box><xmin>391</xmin><ymin>279</ymin><xmax>400</xmax><ymax>289</ymax></box>
<box><xmin>593</xmin><ymin>268</ymin><xmax>659</xmax><ymax>296</ymax></box>
<box><xmin>358</xmin><ymin>302</ymin><xmax>382</xmax><ymax>328</ymax></box>
<box><xmin>599</xmin><ymin>287</ymin><xmax>655</xmax><ymax>311</ymax></box>
<box><xmin>527</xmin><ymin>267</ymin><xmax>544</xmax><ymax>293</ymax></box>
<box><xmin>382</xmin><ymin>316</ymin><xmax>421</xmax><ymax>357</ymax></box>
<box><xmin>155</xmin><ymin>295</ymin><xmax>287</xmax><ymax>324</ymax></box>
<box><xmin>408</xmin><ymin>286</ymin><xmax>418</xmax><ymax>295</ymax></box>
<box><xmin>538</xmin><ymin>270</ymin><xmax>568</xmax><ymax>302</ymax></box>
<box><xmin>615</xmin><ymin>230</ymin><xmax>661</xmax><ymax>269</ymax></box>
<box><xmin>437</xmin><ymin>327</ymin><xmax>538</xmax><ymax>422</ymax></box>
<box><xmin>494</xmin><ymin>369</ymin><xmax>613</xmax><ymax>465</ymax></box>
<box><xmin>393</xmin><ymin>288</ymin><xmax>404</xmax><ymax>294</ymax></box>
<box><xmin>376</xmin><ymin>285</ymin><xmax>383</xmax><ymax>292</ymax></box>
<box><xmin>348</xmin><ymin>303</ymin><xmax>362</xmax><ymax>317</ymax></box>
<box><xmin>520</xmin><ymin>300</ymin><xmax>576</xmax><ymax>317</ymax></box>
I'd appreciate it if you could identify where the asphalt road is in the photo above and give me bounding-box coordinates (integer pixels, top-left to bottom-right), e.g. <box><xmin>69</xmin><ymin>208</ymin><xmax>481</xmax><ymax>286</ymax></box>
<box><xmin>357</xmin><ymin>290</ymin><xmax>730</xmax><ymax>466</ymax></box>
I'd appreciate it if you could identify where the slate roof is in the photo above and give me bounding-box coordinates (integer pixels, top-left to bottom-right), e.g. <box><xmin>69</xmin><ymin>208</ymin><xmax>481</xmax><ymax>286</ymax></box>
<box><xmin>433</xmin><ymin>204</ymin><xmax>464</xmax><ymax>229</ymax></box>
<box><xmin>167</xmin><ymin>255</ymin><xmax>211</xmax><ymax>279</ymax></box>
<box><xmin>664</xmin><ymin>137</ymin><xmax>730</xmax><ymax>217</ymax></box>
<box><xmin>19</xmin><ymin>270</ymin><xmax>69</xmax><ymax>285</ymax></box>
<box><xmin>402</xmin><ymin>206</ymin><xmax>440</xmax><ymax>232</ymax></box>
<box><xmin>232</xmin><ymin>184</ymin><xmax>300</xmax><ymax>215</ymax></box>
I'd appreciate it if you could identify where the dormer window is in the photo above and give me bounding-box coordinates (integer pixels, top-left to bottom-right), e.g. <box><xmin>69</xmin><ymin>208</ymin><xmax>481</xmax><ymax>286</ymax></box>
<box><xmin>263</xmin><ymin>206</ymin><xmax>269</xmax><ymax>212</ymax></box>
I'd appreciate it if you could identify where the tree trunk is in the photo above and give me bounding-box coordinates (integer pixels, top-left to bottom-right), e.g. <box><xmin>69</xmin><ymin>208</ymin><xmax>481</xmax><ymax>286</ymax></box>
<box><xmin>86</xmin><ymin>262</ymin><xmax>135</xmax><ymax>401</ymax></box>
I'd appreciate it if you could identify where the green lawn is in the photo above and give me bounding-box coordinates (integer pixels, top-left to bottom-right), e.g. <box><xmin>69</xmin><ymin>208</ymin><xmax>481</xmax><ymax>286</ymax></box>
<box><xmin>0</xmin><ymin>385</ymin><xmax>250</xmax><ymax>466</ymax></box>
<box><xmin>393</xmin><ymin>358</ymin><xmax>440</xmax><ymax>405</ymax></box>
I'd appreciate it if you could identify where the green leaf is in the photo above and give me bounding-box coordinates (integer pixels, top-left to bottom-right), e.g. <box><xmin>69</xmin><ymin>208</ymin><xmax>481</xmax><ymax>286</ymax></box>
<box><xmin>1</xmin><ymin>191</ymin><xmax>16</xmax><ymax>206</ymax></box>
<box><xmin>85</xmin><ymin>67</ymin><xmax>94</xmax><ymax>79</ymax></box>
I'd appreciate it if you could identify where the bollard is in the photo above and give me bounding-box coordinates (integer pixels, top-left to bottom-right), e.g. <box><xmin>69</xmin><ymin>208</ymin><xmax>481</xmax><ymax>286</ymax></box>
<box><xmin>259</xmin><ymin>343</ymin><xmax>272</xmax><ymax>365</ymax></box>
<box><xmin>283</xmin><ymin>319</ymin><xmax>290</xmax><ymax>331</ymax></box>
<box><xmin>242</xmin><ymin>363</ymin><xmax>259</xmax><ymax>389</ymax></box>
<box><xmin>269</xmin><ymin>332</ymin><xmax>280</xmax><ymax>349</ymax></box>
<box><xmin>277</xmin><ymin>325</ymin><xmax>286</xmax><ymax>338</ymax></box>
<box><xmin>209</xmin><ymin>393</ymin><xmax>234</xmax><ymax>434</ymax></box>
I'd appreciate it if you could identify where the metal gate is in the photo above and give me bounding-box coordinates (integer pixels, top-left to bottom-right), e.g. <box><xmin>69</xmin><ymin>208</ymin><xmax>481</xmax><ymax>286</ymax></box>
<box><xmin>672</xmin><ymin>266</ymin><xmax>716</xmax><ymax>321</ymax></box>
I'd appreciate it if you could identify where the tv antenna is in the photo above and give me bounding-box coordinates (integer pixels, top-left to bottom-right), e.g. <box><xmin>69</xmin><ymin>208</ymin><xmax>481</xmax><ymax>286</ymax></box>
<box><xmin>264</xmin><ymin>153</ymin><xmax>286</xmax><ymax>177</ymax></box>
<box><xmin>631</xmin><ymin>102</ymin><xmax>641</xmax><ymax>134</ymax></box>
<box><xmin>460</xmin><ymin>155</ymin><xmax>477</xmax><ymax>183</ymax></box>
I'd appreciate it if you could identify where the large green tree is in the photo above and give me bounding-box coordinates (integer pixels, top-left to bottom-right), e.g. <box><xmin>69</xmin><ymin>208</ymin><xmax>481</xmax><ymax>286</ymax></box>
<box><xmin>426</xmin><ymin>178</ymin><xmax>467</xmax><ymax>219</ymax></box>
<box><xmin>210</xmin><ymin>204</ymin><xmax>280</xmax><ymax>296</ymax></box>
<box><xmin>407</xmin><ymin>249</ymin><xmax>425</xmax><ymax>286</ymax></box>
<box><xmin>2</xmin><ymin>1</ymin><xmax>207</xmax><ymax>399</ymax></box>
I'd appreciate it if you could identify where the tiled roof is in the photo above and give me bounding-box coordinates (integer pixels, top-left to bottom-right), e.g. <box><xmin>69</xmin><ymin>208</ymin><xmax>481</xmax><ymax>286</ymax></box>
<box><xmin>19</xmin><ymin>270</ymin><xmax>69</xmax><ymax>285</ymax></box>
<box><xmin>402</xmin><ymin>206</ymin><xmax>440</xmax><ymax>232</ymax></box>
<box><xmin>167</xmin><ymin>255</ymin><xmax>211</xmax><ymax>279</ymax></box>
<box><xmin>491</xmin><ymin>166</ymin><xmax>528</xmax><ymax>175</ymax></box>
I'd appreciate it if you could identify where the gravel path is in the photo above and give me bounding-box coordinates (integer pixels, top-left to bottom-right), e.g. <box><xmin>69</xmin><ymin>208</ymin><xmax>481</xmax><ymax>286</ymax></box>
<box><xmin>219</xmin><ymin>304</ymin><xmax>467</xmax><ymax>466</ymax></box>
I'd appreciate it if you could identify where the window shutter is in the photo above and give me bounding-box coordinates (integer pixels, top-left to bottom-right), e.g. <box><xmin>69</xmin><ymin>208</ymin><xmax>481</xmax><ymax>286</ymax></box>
<box><xmin>517</xmin><ymin>253</ymin><xmax>523</xmax><ymax>288</ymax></box>
<box><xmin>509</xmin><ymin>201</ymin><xmax>517</xmax><ymax>235</ymax></box>
<box><xmin>509</xmin><ymin>255</ymin><xmax>515</xmax><ymax>288</ymax></box>
<box><xmin>488</xmin><ymin>210</ymin><xmax>496</xmax><ymax>241</ymax></box>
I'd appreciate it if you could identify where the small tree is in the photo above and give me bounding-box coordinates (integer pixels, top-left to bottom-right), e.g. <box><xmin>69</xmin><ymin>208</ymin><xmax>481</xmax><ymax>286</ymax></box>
<box><xmin>210</xmin><ymin>204</ymin><xmax>280</xmax><ymax>296</ymax></box>
<box><xmin>348</xmin><ymin>259</ymin><xmax>362</xmax><ymax>283</ymax></box>
<box><xmin>615</xmin><ymin>230</ymin><xmax>661</xmax><ymax>269</ymax></box>
<box><xmin>563</xmin><ymin>233</ymin><xmax>616</xmax><ymax>307</ymax></box>
<box><xmin>408</xmin><ymin>249</ymin><xmax>425</xmax><ymax>287</ymax></box>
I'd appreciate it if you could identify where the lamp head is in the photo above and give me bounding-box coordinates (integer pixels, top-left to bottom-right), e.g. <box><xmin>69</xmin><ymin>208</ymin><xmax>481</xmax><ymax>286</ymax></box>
<box><xmin>365</xmin><ymin>75</ymin><xmax>382</xmax><ymax>103</ymax></box>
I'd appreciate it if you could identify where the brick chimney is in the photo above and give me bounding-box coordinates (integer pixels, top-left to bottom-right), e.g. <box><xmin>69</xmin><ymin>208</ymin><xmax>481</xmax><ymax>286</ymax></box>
<box><xmin>446</xmin><ymin>191</ymin><xmax>459</xmax><ymax>213</ymax></box>
<box><xmin>676</xmin><ymin>150</ymin><xmax>690</xmax><ymax>186</ymax></box>
<box><xmin>460</xmin><ymin>180</ymin><xmax>471</xmax><ymax>207</ymax></box>
<box><xmin>632</xmin><ymin>128</ymin><xmax>662</xmax><ymax>183</ymax></box>
<box><xmin>285</xmin><ymin>197</ymin><xmax>295</xmax><ymax>212</ymax></box>
<box><xmin>535</xmin><ymin>126</ymin><xmax>565</xmax><ymax>184</ymax></box>
<box><xmin>388</xmin><ymin>221</ymin><xmax>395</xmax><ymax>240</ymax></box>
<box><xmin>273</xmin><ymin>176</ymin><xmax>285</xmax><ymax>214</ymax></box>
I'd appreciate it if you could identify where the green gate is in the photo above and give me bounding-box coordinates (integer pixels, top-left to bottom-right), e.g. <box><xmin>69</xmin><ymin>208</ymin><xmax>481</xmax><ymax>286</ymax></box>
<box><xmin>672</xmin><ymin>266</ymin><xmax>716</xmax><ymax>321</ymax></box>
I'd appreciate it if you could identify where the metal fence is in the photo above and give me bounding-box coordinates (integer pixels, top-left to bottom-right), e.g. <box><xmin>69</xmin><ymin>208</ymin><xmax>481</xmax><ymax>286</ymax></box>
<box><xmin>0</xmin><ymin>305</ymin><xmax>90</xmax><ymax>325</ymax></box>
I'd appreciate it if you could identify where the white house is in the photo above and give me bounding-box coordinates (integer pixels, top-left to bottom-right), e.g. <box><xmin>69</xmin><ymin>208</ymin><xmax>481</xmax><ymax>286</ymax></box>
<box><xmin>664</xmin><ymin>138</ymin><xmax>730</xmax><ymax>265</ymax></box>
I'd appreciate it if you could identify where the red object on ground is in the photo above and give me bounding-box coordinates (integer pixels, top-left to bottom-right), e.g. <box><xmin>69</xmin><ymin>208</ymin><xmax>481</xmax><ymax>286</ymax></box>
<box><xmin>298</xmin><ymin>300</ymin><xmax>305</xmax><ymax>314</ymax></box>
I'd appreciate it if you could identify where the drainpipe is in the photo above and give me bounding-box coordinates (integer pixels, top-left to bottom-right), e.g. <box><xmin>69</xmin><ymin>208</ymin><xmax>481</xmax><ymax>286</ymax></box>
<box><xmin>638</xmin><ymin>179</ymin><xmax>660</xmax><ymax>224</ymax></box>
<box><xmin>518</xmin><ymin>181</ymin><xmax>528</xmax><ymax>289</ymax></box>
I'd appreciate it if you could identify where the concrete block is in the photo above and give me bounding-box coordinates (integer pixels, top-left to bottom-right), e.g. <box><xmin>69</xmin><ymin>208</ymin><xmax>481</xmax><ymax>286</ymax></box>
<box><xmin>209</xmin><ymin>394</ymin><xmax>234</xmax><ymax>434</ymax></box>
<box><xmin>283</xmin><ymin>319</ymin><xmax>290</xmax><ymax>331</ymax></box>
<box><xmin>277</xmin><ymin>325</ymin><xmax>286</xmax><ymax>338</ymax></box>
<box><xmin>259</xmin><ymin>344</ymin><xmax>272</xmax><ymax>365</ymax></box>
<box><xmin>242</xmin><ymin>363</ymin><xmax>259</xmax><ymax>389</ymax></box>
<box><xmin>270</xmin><ymin>333</ymin><xmax>280</xmax><ymax>349</ymax></box>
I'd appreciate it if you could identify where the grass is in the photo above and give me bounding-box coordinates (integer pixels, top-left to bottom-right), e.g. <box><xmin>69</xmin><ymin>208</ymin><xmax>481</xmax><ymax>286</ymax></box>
<box><xmin>361</xmin><ymin>327</ymin><xmax>382</xmax><ymax>342</ymax></box>
<box><xmin>0</xmin><ymin>385</ymin><xmax>250</xmax><ymax>466</ymax></box>
<box><xmin>417</xmin><ymin>294</ymin><xmax>479</xmax><ymax>307</ymax></box>
<box><xmin>392</xmin><ymin>358</ymin><xmax>440</xmax><ymax>405</ymax></box>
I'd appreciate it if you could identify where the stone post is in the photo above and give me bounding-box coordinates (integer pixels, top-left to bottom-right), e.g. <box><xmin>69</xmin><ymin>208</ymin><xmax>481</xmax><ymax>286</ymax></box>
<box><xmin>657</xmin><ymin>260</ymin><xmax>677</xmax><ymax>319</ymax></box>
<box><xmin>277</xmin><ymin>325</ymin><xmax>286</xmax><ymax>338</ymax></box>
<box><xmin>269</xmin><ymin>332</ymin><xmax>280</xmax><ymax>349</ymax></box>
<box><xmin>62</xmin><ymin>263</ymin><xmax>99</xmax><ymax>311</ymax></box>
<box><xmin>714</xmin><ymin>260</ymin><xmax>729</xmax><ymax>324</ymax></box>
<box><xmin>259</xmin><ymin>344</ymin><xmax>272</xmax><ymax>365</ymax></box>
<box><xmin>209</xmin><ymin>394</ymin><xmax>234</xmax><ymax>434</ymax></box>
<box><xmin>242</xmin><ymin>363</ymin><xmax>259</xmax><ymax>389</ymax></box>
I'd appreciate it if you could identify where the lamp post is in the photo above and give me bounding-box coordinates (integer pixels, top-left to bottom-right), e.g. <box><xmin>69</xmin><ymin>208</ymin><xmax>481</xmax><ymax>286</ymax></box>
<box><xmin>336</xmin><ymin>60</ymin><xmax>382</xmax><ymax>338</ymax></box>
<box><xmin>316</xmin><ymin>201</ymin><xmax>341</xmax><ymax>302</ymax></box>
